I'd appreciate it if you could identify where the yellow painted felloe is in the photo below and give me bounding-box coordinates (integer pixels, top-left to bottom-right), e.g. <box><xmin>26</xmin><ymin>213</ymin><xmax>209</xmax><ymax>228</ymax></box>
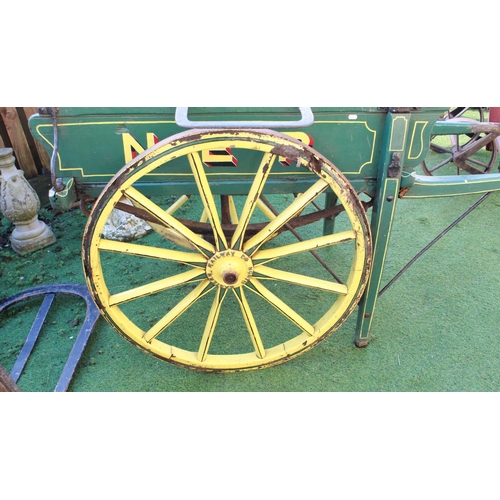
<box><xmin>83</xmin><ymin>129</ymin><xmax>372</xmax><ymax>372</ymax></box>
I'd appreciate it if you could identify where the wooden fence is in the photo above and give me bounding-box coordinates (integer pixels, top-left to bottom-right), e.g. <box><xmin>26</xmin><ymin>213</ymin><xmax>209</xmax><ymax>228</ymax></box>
<box><xmin>0</xmin><ymin>107</ymin><xmax>50</xmax><ymax>179</ymax></box>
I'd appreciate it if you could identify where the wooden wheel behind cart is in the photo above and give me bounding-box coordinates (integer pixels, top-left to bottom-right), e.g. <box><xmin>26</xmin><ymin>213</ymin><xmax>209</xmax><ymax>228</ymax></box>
<box><xmin>82</xmin><ymin>129</ymin><xmax>372</xmax><ymax>372</ymax></box>
<box><xmin>421</xmin><ymin>107</ymin><xmax>498</xmax><ymax>175</ymax></box>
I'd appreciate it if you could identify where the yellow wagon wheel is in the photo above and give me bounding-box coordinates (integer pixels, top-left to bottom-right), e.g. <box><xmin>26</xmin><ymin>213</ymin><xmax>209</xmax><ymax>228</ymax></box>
<box><xmin>82</xmin><ymin>129</ymin><xmax>372</xmax><ymax>372</ymax></box>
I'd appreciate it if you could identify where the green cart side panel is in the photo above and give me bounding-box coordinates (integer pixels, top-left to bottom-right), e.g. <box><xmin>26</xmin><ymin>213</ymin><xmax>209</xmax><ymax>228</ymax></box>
<box><xmin>29</xmin><ymin>107</ymin><xmax>447</xmax><ymax>198</ymax></box>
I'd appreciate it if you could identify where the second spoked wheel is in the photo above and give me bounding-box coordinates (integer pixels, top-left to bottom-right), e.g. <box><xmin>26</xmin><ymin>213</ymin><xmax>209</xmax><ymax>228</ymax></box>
<box><xmin>83</xmin><ymin>129</ymin><xmax>372</xmax><ymax>372</ymax></box>
<box><xmin>422</xmin><ymin>107</ymin><xmax>498</xmax><ymax>175</ymax></box>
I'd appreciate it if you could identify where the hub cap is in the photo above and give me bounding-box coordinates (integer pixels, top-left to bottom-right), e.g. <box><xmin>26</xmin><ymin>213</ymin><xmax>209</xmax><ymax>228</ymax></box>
<box><xmin>206</xmin><ymin>250</ymin><xmax>254</xmax><ymax>288</ymax></box>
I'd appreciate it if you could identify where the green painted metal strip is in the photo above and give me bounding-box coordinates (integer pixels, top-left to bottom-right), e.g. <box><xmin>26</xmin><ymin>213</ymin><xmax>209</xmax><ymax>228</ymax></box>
<box><xmin>404</xmin><ymin>173</ymin><xmax>500</xmax><ymax>198</ymax></box>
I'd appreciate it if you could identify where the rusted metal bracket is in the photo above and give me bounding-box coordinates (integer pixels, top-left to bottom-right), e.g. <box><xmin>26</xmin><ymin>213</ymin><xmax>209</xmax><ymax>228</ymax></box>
<box><xmin>0</xmin><ymin>284</ymin><xmax>100</xmax><ymax>392</ymax></box>
<box><xmin>387</xmin><ymin>152</ymin><xmax>401</xmax><ymax>178</ymax></box>
<box><xmin>37</xmin><ymin>107</ymin><xmax>59</xmax><ymax>117</ymax></box>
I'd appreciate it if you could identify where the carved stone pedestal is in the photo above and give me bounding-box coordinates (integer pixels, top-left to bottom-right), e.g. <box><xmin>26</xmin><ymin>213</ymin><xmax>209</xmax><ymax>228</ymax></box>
<box><xmin>0</xmin><ymin>148</ymin><xmax>56</xmax><ymax>255</ymax></box>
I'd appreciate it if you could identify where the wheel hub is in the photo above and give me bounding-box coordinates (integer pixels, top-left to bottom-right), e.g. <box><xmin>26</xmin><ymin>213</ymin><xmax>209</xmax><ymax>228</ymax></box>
<box><xmin>206</xmin><ymin>250</ymin><xmax>254</xmax><ymax>288</ymax></box>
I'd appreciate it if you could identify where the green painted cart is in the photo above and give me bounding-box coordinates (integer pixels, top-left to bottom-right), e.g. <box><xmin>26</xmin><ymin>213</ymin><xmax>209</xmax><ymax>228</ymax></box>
<box><xmin>28</xmin><ymin>107</ymin><xmax>500</xmax><ymax>372</ymax></box>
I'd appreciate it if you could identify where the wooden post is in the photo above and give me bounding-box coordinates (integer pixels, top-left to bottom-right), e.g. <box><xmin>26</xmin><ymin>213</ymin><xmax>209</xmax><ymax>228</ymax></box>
<box><xmin>0</xmin><ymin>365</ymin><xmax>21</xmax><ymax>392</ymax></box>
<box><xmin>23</xmin><ymin>107</ymin><xmax>50</xmax><ymax>171</ymax></box>
<box><xmin>0</xmin><ymin>107</ymin><xmax>39</xmax><ymax>178</ymax></box>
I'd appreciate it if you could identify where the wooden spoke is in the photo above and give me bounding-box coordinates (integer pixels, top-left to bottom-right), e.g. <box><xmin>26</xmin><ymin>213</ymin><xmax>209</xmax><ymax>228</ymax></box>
<box><xmin>256</xmin><ymin>197</ymin><xmax>277</xmax><ymax>221</ymax></box>
<box><xmin>200</xmin><ymin>208</ymin><xmax>209</xmax><ymax>223</ymax></box>
<box><xmin>143</xmin><ymin>280</ymin><xmax>213</xmax><ymax>343</ymax></box>
<box><xmin>114</xmin><ymin>194</ymin><xmax>195</xmax><ymax>249</ymax></box>
<box><xmin>247</xmin><ymin>279</ymin><xmax>315</xmax><ymax>336</ymax></box>
<box><xmin>252</xmin><ymin>230</ymin><xmax>356</xmax><ymax>264</ymax></box>
<box><xmin>230</xmin><ymin>152</ymin><xmax>276</xmax><ymax>249</ymax></box>
<box><xmin>254</xmin><ymin>265</ymin><xmax>348</xmax><ymax>295</ymax></box>
<box><xmin>228</xmin><ymin>196</ymin><xmax>239</xmax><ymax>224</ymax></box>
<box><xmin>243</xmin><ymin>178</ymin><xmax>330</xmax><ymax>255</ymax></box>
<box><xmin>233</xmin><ymin>287</ymin><xmax>266</xmax><ymax>359</ymax></box>
<box><xmin>425</xmin><ymin>156</ymin><xmax>454</xmax><ymax>174</ymax></box>
<box><xmin>98</xmin><ymin>239</ymin><xmax>207</xmax><ymax>266</ymax></box>
<box><xmin>431</xmin><ymin>144</ymin><xmax>453</xmax><ymax>155</ymax></box>
<box><xmin>108</xmin><ymin>268</ymin><xmax>205</xmax><ymax>306</ymax></box>
<box><xmin>463</xmin><ymin>155</ymin><xmax>493</xmax><ymax>170</ymax></box>
<box><xmin>197</xmin><ymin>288</ymin><xmax>228</xmax><ymax>362</ymax></box>
<box><xmin>188</xmin><ymin>152</ymin><xmax>228</xmax><ymax>250</ymax></box>
<box><xmin>123</xmin><ymin>186</ymin><xmax>215</xmax><ymax>256</ymax></box>
<box><xmin>166</xmin><ymin>195</ymin><xmax>191</xmax><ymax>215</ymax></box>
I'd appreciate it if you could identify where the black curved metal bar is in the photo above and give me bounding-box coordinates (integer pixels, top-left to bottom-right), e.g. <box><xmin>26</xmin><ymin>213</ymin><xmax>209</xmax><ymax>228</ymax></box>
<box><xmin>0</xmin><ymin>284</ymin><xmax>101</xmax><ymax>392</ymax></box>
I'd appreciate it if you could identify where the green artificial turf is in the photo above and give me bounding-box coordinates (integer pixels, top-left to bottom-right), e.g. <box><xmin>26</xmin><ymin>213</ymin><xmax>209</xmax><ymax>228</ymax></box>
<box><xmin>1</xmin><ymin>188</ymin><xmax>499</xmax><ymax>392</ymax></box>
<box><xmin>1</xmin><ymin>126</ymin><xmax>500</xmax><ymax>391</ymax></box>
